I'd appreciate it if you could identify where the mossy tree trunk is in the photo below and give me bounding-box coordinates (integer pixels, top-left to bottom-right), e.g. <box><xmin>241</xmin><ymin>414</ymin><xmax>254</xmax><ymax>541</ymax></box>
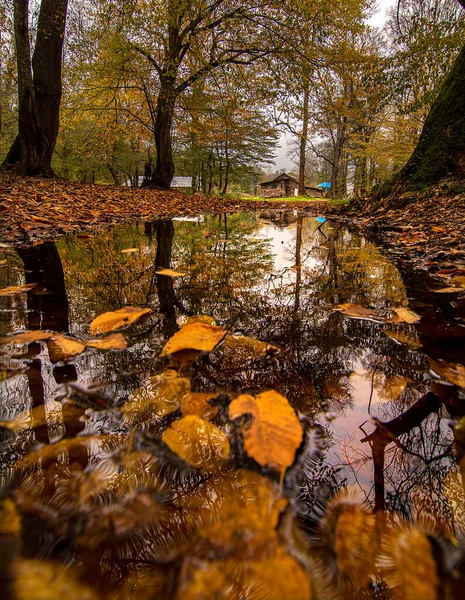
<box><xmin>377</xmin><ymin>40</ymin><xmax>465</xmax><ymax>196</ymax></box>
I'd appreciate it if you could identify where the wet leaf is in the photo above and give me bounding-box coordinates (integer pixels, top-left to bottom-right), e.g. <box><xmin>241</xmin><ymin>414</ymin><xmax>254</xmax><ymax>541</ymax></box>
<box><xmin>156</xmin><ymin>267</ymin><xmax>186</xmax><ymax>277</ymax></box>
<box><xmin>431</xmin><ymin>287</ymin><xmax>464</xmax><ymax>294</ymax></box>
<box><xmin>0</xmin><ymin>283</ymin><xmax>37</xmax><ymax>296</ymax></box>
<box><xmin>90</xmin><ymin>306</ymin><xmax>151</xmax><ymax>335</ymax></box>
<box><xmin>332</xmin><ymin>303</ymin><xmax>385</xmax><ymax>322</ymax></box>
<box><xmin>85</xmin><ymin>333</ymin><xmax>127</xmax><ymax>351</ymax></box>
<box><xmin>383</xmin><ymin>328</ymin><xmax>421</xmax><ymax>349</ymax></box>
<box><xmin>228</xmin><ymin>390</ymin><xmax>303</xmax><ymax>473</ymax></box>
<box><xmin>179</xmin><ymin>315</ymin><xmax>218</xmax><ymax>327</ymax></box>
<box><xmin>160</xmin><ymin>323</ymin><xmax>227</xmax><ymax>356</ymax></box>
<box><xmin>0</xmin><ymin>330</ymin><xmax>54</xmax><ymax>345</ymax></box>
<box><xmin>393</xmin><ymin>307</ymin><xmax>421</xmax><ymax>324</ymax></box>
<box><xmin>429</xmin><ymin>358</ymin><xmax>465</xmax><ymax>387</ymax></box>
<box><xmin>14</xmin><ymin>560</ymin><xmax>98</xmax><ymax>600</ymax></box>
<box><xmin>122</xmin><ymin>369</ymin><xmax>191</xmax><ymax>425</ymax></box>
<box><xmin>47</xmin><ymin>335</ymin><xmax>86</xmax><ymax>362</ymax></box>
<box><xmin>180</xmin><ymin>392</ymin><xmax>218</xmax><ymax>421</ymax></box>
<box><xmin>176</xmin><ymin>548</ymin><xmax>310</xmax><ymax>600</ymax></box>
<box><xmin>163</xmin><ymin>415</ymin><xmax>230</xmax><ymax>472</ymax></box>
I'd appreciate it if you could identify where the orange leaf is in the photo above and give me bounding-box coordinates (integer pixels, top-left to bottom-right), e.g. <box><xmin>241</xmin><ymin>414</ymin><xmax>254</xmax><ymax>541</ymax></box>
<box><xmin>332</xmin><ymin>303</ymin><xmax>386</xmax><ymax>322</ymax></box>
<box><xmin>90</xmin><ymin>307</ymin><xmax>151</xmax><ymax>335</ymax></box>
<box><xmin>85</xmin><ymin>333</ymin><xmax>127</xmax><ymax>350</ymax></box>
<box><xmin>392</xmin><ymin>307</ymin><xmax>421</xmax><ymax>324</ymax></box>
<box><xmin>156</xmin><ymin>268</ymin><xmax>186</xmax><ymax>277</ymax></box>
<box><xmin>160</xmin><ymin>323</ymin><xmax>227</xmax><ymax>356</ymax></box>
<box><xmin>229</xmin><ymin>390</ymin><xmax>303</xmax><ymax>473</ymax></box>
<box><xmin>0</xmin><ymin>284</ymin><xmax>37</xmax><ymax>296</ymax></box>
<box><xmin>0</xmin><ymin>331</ymin><xmax>54</xmax><ymax>345</ymax></box>
<box><xmin>47</xmin><ymin>335</ymin><xmax>86</xmax><ymax>362</ymax></box>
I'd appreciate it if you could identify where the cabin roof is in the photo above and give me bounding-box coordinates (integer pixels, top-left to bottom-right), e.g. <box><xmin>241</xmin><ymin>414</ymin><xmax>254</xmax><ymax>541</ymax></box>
<box><xmin>259</xmin><ymin>173</ymin><xmax>321</xmax><ymax>191</ymax></box>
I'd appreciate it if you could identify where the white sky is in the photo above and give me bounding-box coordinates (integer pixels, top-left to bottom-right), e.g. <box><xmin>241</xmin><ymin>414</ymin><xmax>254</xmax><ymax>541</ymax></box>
<box><xmin>273</xmin><ymin>0</ymin><xmax>398</xmax><ymax>172</ymax></box>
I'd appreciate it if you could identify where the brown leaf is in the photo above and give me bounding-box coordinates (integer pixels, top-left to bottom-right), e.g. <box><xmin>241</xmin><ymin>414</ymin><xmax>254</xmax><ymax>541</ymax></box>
<box><xmin>228</xmin><ymin>390</ymin><xmax>303</xmax><ymax>473</ymax></box>
<box><xmin>332</xmin><ymin>303</ymin><xmax>386</xmax><ymax>322</ymax></box>
<box><xmin>85</xmin><ymin>333</ymin><xmax>127</xmax><ymax>351</ymax></box>
<box><xmin>90</xmin><ymin>306</ymin><xmax>151</xmax><ymax>335</ymax></box>
<box><xmin>162</xmin><ymin>415</ymin><xmax>230</xmax><ymax>472</ymax></box>
<box><xmin>160</xmin><ymin>323</ymin><xmax>227</xmax><ymax>356</ymax></box>
<box><xmin>383</xmin><ymin>329</ymin><xmax>421</xmax><ymax>349</ymax></box>
<box><xmin>122</xmin><ymin>370</ymin><xmax>191</xmax><ymax>425</ymax></box>
<box><xmin>0</xmin><ymin>283</ymin><xmax>37</xmax><ymax>296</ymax></box>
<box><xmin>393</xmin><ymin>307</ymin><xmax>421</xmax><ymax>324</ymax></box>
<box><xmin>180</xmin><ymin>392</ymin><xmax>218</xmax><ymax>421</ymax></box>
<box><xmin>47</xmin><ymin>335</ymin><xmax>86</xmax><ymax>362</ymax></box>
<box><xmin>430</xmin><ymin>358</ymin><xmax>465</xmax><ymax>387</ymax></box>
<box><xmin>0</xmin><ymin>330</ymin><xmax>54</xmax><ymax>345</ymax></box>
<box><xmin>431</xmin><ymin>287</ymin><xmax>464</xmax><ymax>294</ymax></box>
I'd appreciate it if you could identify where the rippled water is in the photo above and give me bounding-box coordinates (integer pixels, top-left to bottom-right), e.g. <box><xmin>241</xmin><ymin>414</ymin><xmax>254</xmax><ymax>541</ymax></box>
<box><xmin>1</xmin><ymin>210</ymin><xmax>464</xmax><ymax>598</ymax></box>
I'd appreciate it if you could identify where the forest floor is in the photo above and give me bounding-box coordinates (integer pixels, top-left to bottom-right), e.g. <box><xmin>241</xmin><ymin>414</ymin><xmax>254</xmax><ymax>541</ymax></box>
<box><xmin>335</xmin><ymin>180</ymin><xmax>465</xmax><ymax>290</ymax></box>
<box><xmin>0</xmin><ymin>173</ymin><xmax>328</xmax><ymax>246</ymax></box>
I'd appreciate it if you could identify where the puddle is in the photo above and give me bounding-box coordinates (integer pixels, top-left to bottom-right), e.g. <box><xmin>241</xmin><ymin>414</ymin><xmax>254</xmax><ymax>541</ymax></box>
<box><xmin>1</xmin><ymin>211</ymin><xmax>464</xmax><ymax>597</ymax></box>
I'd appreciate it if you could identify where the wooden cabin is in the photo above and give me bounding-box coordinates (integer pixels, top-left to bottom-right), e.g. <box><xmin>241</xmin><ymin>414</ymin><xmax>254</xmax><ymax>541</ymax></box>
<box><xmin>259</xmin><ymin>173</ymin><xmax>324</xmax><ymax>198</ymax></box>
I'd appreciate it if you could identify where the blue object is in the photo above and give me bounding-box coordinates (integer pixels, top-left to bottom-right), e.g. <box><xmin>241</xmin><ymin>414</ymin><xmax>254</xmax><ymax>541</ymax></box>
<box><xmin>316</xmin><ymin>217</ymin><xmax>326</xmax><ymax>223</ymax></box>
<box><xmin>317</xmin><ymin>182</ymin><xmax>331</xmax><ymax>189</ymax></box>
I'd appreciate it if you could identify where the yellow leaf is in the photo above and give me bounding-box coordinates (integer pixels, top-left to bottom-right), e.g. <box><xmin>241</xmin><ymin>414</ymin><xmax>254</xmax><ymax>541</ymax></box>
<box><xmin>122</xmin><ymin>370</ymin><xmax>190</xmax><ymax>425</ymax></box>
<box><xmin>160</xmin><ymin>323</ymin><xmax>227</xmax><ymax>356</ymax></box>
<box><xmin>162</xmin><ymin>415</ymin><xmax>230</xmax><ymax>472</ymax></box>
<box><xmin>179</xmin><ymin>315</ymin><xmax>217</xmax><ymax>326</ymax></box>
<box><xmin>430</xmin><ymin>358</ymin><xmax>465</xmax><ymax>387</ymax></box>
<box><xmin>90</xmin><ymin>306</ymin><xmax>151</xmax><ymax>335</ymax></box>
<box><xmin>393</xmin><ymin>307</ymin><xmax>421</xmax><ymax>324</ymax></box>
<box><xmin>0</xmin><ymin>284</ymin><xmax>37</xmax><ymax>296</ymax></box>
<box><xmin>0</xmin><ymin>330</ymin><xmax>54</xmax><ymax>345</ymax></box>
<box><xmin>180</xmin><ymin>392</ymin><xmax>218</xmax><ymax>420</ymax></box>
<box><xmin>176</xmin><ymin>548</ymin><xmax>310</xmax><ymax>600</ymax></box>
<box><xmin>228</xmin><ymin>390</ymin><xmax>303</xmax><ymax>473</ymax></box>
<box><xmin>86</xmin><ymin>333</ymin><xmax>127</xmax><ymax>350</ymax></box>
<box><xmin>121</xmin><ymin>248</ymin><xmax>139</xmax><ymax>254</ymax></box>
<box><xmin>47</xmin><ymin>335</ymin><xmax>86</xmax><ymax>362</ymax></box>
<box><xmin>431</xmin><ymin>287</ymin><xmax>464</xmax><ymax>294</ymax></box>
<box><xmin>383</xmin><ymin>329</ymin><xmax>421</xmax><ymax>349</ymax></box>
<box><xmin>156</xmin><ymin>268</ymin><xmax>186</xmax><ymax>277</ymax></box>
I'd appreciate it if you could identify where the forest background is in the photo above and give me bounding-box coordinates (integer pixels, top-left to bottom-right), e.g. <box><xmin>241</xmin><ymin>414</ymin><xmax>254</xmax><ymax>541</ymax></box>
<box><xmin>0</xmin><ymin>0</ymin><xmax>464</xmax><ymax>198</ymax></box>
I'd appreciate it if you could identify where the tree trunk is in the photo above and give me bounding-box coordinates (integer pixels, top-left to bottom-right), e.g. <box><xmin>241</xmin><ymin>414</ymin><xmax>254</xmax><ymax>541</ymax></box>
<box><xmin>298</xmin><ymin>84</ymin><xmax>310</xmax><ymax>196</ymax></box>
<box><xmin>4</xmin><ymin>0</ymin><xmax>68</xmax><ymax>176</ymax></box>
<box><xmin>151</xmin><ymin>78</ymin><xmax>176</xmax><ymax>188</ymax></box>
<box><xmin>377</xmin><ymin>41</ymin><xmax>465</xmax><ymax>197</ymax></box>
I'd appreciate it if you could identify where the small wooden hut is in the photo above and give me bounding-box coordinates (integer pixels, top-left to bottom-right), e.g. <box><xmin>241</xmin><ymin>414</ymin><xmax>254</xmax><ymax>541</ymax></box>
<box><xmin>258</xmin><ymin>173</ymin><xmax>323</xmax><ymax>198</ymax></box>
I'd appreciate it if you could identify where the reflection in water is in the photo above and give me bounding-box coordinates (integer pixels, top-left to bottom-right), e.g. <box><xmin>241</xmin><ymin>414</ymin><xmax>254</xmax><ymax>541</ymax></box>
<box><xmin>1</xmin><ymin>211</ymin><xmax>465</xmax><ymax>598</ymax></box>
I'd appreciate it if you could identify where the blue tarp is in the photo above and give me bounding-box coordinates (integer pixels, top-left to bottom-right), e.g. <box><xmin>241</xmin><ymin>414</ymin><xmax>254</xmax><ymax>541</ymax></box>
<box><xmin>317</xmin><ymin>182</ymin><xmax>331</xmax><ymax>189</ymax></box>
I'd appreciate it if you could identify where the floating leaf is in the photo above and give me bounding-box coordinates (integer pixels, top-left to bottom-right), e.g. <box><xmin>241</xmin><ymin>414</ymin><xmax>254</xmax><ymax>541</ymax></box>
<box><xmin>85</xmin><ymin>333</ymin><xmax>127</xmax><ymax>351</ymax></box>
<box><xmin>383</xmin><ymin>328</ymin><xmax>421</xmax><ymax>349</ymax></box>
<box><xmin>176</xmin><ymin>549</ymin><xmax>310</xmax><ymax>600</ymax></box>
<box><xmin>0</xmin><ymin>330</ymin><xmax>54</xmax><ymax>346</ymax></box>
<box><xmin>179</xmin><ymin>315</ymin><xmax>217</xmax><ymax>327</ymax></box>
<box><xmin>0</xmin><ymin>283</ymin><xmax>37</xmax><ymax>296</ymax></box>
<box><xmin>393</xmin><ymin>307</ymin><xmax>421</xmax><ymax>324</ymax></box>
<box><xmin>431</xmin><ymin>287</ymin><xmax>464</xmax><ymax>294</ymax></box>
<box><xmin>228</xmin><ymin>390</ymin><xmax>303</xmax><ymax>473</ymax></box>
<box><xmin>90</xmin><ymin>306</ymin><xmax>151</xmax><ymax>335</ymax></box>
<box><xmin>452</xmin><ymin>275</ymin><xmax>465</xmax><ymax>288</ymax></box>
<box><xmin>163</xmin><ymin>415</ymin><xmax>230</xmax><ymax>472</ymax></box>
<box><xmin>122</xmin><ymin>370</ymin><xmax>190</xmax><ymax>425</ymax></box>
<box><xmin>332</xmin><ymin>303</ymin><xmax>386</xmax><ymax>322</ymax></box>
<box><xmin>156</xmin><ymin>268</ymin><xmax>186</xmax><ymax>277</ymax></box>
<box><xmin>180</xmin><ymin>392</ymin><xmax>218</xmax><ymax>421</ymax></box>
<box><xmin>429</xmin><ymin>358</ymin><xmax>465</xmax><ymax>387</ymax></box>
<box><xmin>47</xmin><ymin>335</ymin><xmax>86</xmax><ymax>362</ymax></box>
<box><xmin>160</xmin><ymin>323</ymin><xmax>227</xmax><ymax>356</ymax></box>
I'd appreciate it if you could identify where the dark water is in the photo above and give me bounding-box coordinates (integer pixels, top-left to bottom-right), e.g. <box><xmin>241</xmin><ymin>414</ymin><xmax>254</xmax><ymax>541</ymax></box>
<box><xmin>1</xmin><ymin>211</ymin><xmax>464</xmax><ymax>598</ymax></box>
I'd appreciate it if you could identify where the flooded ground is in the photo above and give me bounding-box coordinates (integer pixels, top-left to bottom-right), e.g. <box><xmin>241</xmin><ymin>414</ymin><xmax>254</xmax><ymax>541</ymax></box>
<box><xmin>1</xmin><ymin>211</ymin><xmax>465</xmax><ymax>599</ymax></box>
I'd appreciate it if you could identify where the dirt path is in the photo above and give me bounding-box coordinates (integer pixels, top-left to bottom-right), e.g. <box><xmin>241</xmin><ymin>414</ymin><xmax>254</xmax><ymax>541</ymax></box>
<box><xmin>0</xmin><ymin>174</ymin><xmax>329</xmax><ymax>246</ymax></box>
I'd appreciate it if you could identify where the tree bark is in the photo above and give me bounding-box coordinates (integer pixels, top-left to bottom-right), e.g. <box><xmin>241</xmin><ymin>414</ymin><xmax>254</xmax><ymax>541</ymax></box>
<box><xmin>150</xmin><ymin>77</ymin><xmax>176</xmax><ymax>188</ymax></box>
<box><xmin>377</xmin><ymin>41</ymin><xmax>465</xmax><ymax>197</ymax></box>
<box><xmin>3</xmin><ymin>0</ymin><xmax>68</xmax><ymax>176</ymax></box>
<box><xmin>298</xmin><ymin>84</ymin><xmax>310</xmax><ymax>196</ymax></box>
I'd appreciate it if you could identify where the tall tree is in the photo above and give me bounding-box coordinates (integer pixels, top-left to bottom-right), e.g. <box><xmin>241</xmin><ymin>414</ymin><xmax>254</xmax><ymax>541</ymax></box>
<box><xmin>3</xmin><ymin>0</ymin><xmax>68</xmax><ymax>176</ymax></box>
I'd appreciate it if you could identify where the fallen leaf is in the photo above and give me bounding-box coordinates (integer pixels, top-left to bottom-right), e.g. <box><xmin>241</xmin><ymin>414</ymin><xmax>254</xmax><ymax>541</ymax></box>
<box><xmin>383</xmin><ymin>329</ymin><xmax>421</xmax><ymax>349</ymax></box>
<box><xmin>156</xmin><ymin>268</ymin><xmax>186</xmax><ymax>277</ymax></box>
<box><xmin>430</xmin><ymin>358</ymin><xmax>465</xmax><ymax>387</ymax></box>
<box><xmin>393</xmin><ymin>307</ymin><xmax>421</xmax><ymax>324</ymax></box>
<box><xmin>180</xmin><ymin>392</ymin><xmax>218</xmax><ymax>421</ymax></box>
<box><xmin>47</xmin><ymin>335</ymin><xmax>86</xmax><ymax>362</ymax></box>
<box><xmin>0</xmin><ymin>283</ymin><xmax>37</xmax><ymax>296</ymax></box>
<box><xmin>122</xmin><ymin>370</ymin><xmax>191</xmax><ymax>425</ymax></box>
<box><xmin>228</xmin><ymin>390</ymin><xmax>303</xmax><ymax>473</ymax></box>
<box><xmin>179</xmin><ymin>315</ymin><xmax>218</xmax><ymax>327</ymax></box>
<box><xmin>452</xmin><ymin>276</ymin><xmax>465</xmax><ymax>288</ymax></box>
<box><xmin>0</xmin><ymin>330</ymin><xmax>54</xmax><ymax>345</ymax></box>
<box><xmin>332</xmin><ymin>303</ymin><xmax>385</xmax><ymax>322</ymax></box>
<box><xmin>90</xmin><ymin>306</ymin><xmax>151</xmax><ymax>335</ymax></box>
<box><xmin>160</xmin><ymin>323</ymin><xmax>227</xmax><ymax>356</ymax></box>
<box><xmin>121</xmin><ymin>248</ymin><xmax>140</xmax><ymax>254</ymax></box>
<box><xmin>431</xmin><ymin>287</ymin><xmax>464</xmax><ymax>294</ymax></box>
<box><xmin>85</xmin><ymin>333</ymin><xmax>127</xmax><ymax>350</ymax></box>
<box><xmin>162</xmin><ymin>415</ymin><xmax>230</xmax><ymax>472</ymax></box>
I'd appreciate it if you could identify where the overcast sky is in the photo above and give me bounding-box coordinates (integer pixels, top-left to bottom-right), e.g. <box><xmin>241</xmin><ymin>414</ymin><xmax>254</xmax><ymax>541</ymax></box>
<box><xmin>272</xmin><ymin>0</ymin><xmax>398</xmax><ymax>172</ymax></box>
